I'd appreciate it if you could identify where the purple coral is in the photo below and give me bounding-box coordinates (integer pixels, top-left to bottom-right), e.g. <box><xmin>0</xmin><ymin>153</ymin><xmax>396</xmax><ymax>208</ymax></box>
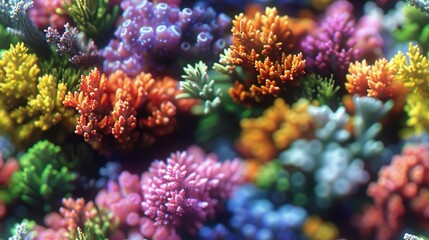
<box><xmin>102</xmin><ymin>0</ymin><xmax>231</xmax><ymax>76</ymax></box>
<box><xmin>140</xmin><ymin>147</ymin><xmax>242</xmax><ymax>239</ymax></box>
<box><xmin>301</xmin><ymin>0</ymin><xmax>359</xmax><ymax>80</ymax></box>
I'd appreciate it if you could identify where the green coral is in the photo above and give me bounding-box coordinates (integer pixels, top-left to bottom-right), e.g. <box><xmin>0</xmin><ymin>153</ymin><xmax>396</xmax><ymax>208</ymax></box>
<box><xmin>9</xmin><ymin>140</ymin><xmax>77</xmax><ymax>213</ymax></box>
<box><xmin>65</xmin><ymin>0</ymin><xmax>119</xmax><ymax>39</ymax></box>
<box><xmin>392</xmin><ymin>5</ymin><xmax>429</xmax><ymax>55</ymax></box>
<box><xmin>0</xmin><ymin>43</ymin><xmax>75</xmax><ymax>146</ymax></box>
<box><xmin>177</xmin><ymin>61</ymin><xmax>222</xmax><ymax>114</ymax></box>
<box><xmin>300</xmin><ymin>74</ymin><xmax>340</xmax><ymax>108</ymax></box>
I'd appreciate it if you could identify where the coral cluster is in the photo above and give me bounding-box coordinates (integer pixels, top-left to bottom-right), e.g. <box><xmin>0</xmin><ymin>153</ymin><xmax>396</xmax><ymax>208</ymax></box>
<box><xmin>0</xmin><ymin>43</ymin><xmax>74</xmax><ymax>147</ymax></box>
<box><xmin>64</xmin><ymin>68</ymin><xmax>193</xmax><ymax>152</ymax></box>
<box><xmin>102</xmin><ymin>0</ymin><xmax>231</xmax><ymax>76</ymax></box>
<box><xmin>301</xmin><ymin>0</ymin><xmax>359</xmax><ymax>81</ymax></box>
<box><xmin>215</xmin><ymin>7</ymin><xmax>306</xmax><ymax>104</ymax></box>
<box><xmin>3</xmin><ymin>0</ymin><xmax>429</xmax><ymax>239</ymax></box>
<box><xmin>95</xmin><ymin>146</ymin><xmax>243</xmax><ymax>239</ymax></box>
<box><xmin>237</xmin><ymin>98</ymin><xmax>315</xmax><ymax>175</ymax></box>
<box><xmin>356</xmin><ymin>144</ymin><xmax>429</xmax><ymax>240</ymax></box>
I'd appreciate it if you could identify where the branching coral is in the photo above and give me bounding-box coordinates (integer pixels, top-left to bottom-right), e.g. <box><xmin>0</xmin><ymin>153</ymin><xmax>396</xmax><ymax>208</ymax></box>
<box><xmin>0</xmin><ymin>43</ymin><xmax>75</xmax><ymax>146</ymax></box>
<box><xmin>177</xmin><ymin>61</ymin><xmax>222</xmax><ymax>114</ymax></box>
<box><xmin>140</xmin><ymin>147</ymin><xmax>242</xmax><ymax>239</ymax></box>
<box><xmin>390</xmin><ymin>43</ymin><xmax>429</xmax><ymax>133</ymax></box>
<box><xmin>301</xmin><ymin>0</ymin><xmax>359</xmax><ymax>82</ymax></box>
<box><xmin>102</xmin><ymin>0</ymin><xmax>231</xmax><ymax>76</ymax></box>
<box><xmin>237</xmin><ymin>98</ymin><xmax>315</xmax><ymax>168</ymax></box>
<box><xmin>355</xmin><ymin>144</ymin><xmax>429</xmax><ymax>240</ymax></box>
<box><xmin>45</xmin><ymin>23</ymin><xmax>99</xmax><ymax>66</ymax></box>
<box><xmin>35</xmin><ymin>197</ymin><xmax>113</xmax><ymax>239</ymax></box>
<box><xmin>9</xmin><ymin>140</ymin><xmax>77</xmax><ymax>213</ymax></box>
<box><xmin>279</xmin><ymin>97</ymin><xmax>391</xmax><ymax>205</ymax></box>
<box><xmin>346</xmin><ymin>58</ymin><xmax>407</xmax><ymax>113</ymax></box>
<box><xmin>94</xmin><ymin>146</ymin><xmax>243</xmax><ymax>239</ymax></box>
<box><xmin>0</xmin><ymin>0</ymin><xmax>49</xmax><ymax>54</ymax></box>
<box><xmin>214</xmin><ymin>7</ymin><xmax>306</xmax><ymax>104</ymax></box>
<box><xmin>64</xmin><ymin>68</ymin><xmax>194</xmax><ymax>152</ymax></box>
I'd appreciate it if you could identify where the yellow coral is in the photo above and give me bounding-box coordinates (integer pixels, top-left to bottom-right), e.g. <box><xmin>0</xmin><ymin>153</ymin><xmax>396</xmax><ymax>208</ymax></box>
<box><xmin>390</xmin><ymin>43</ymin><xmax>429</xmax><ymax>133</ymax></box>
<box><xmin>0</xmin><ymin>43</ymin><xmax>75</xmax><ymax>147</ymax></box>
<box><xmin>0</xmin><ymin>43</ymin><xmax>39</xmax><ymax>99</ymax></box>
<box><xmin>302</xmin><ymin>216</ymin><xmax>339</xmax><ymax>240</ymax></box>
<box><xmin>237</xmin><ymin>98</ymin><xmax>315</xmax><ymax>164</ymax></box>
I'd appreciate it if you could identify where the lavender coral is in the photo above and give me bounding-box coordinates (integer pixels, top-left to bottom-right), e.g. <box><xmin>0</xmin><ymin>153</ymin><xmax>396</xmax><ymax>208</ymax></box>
<box><xmin>102</xmin><ymin>0</ymin><xmax>231</xmax><ymax>76</ymax></box>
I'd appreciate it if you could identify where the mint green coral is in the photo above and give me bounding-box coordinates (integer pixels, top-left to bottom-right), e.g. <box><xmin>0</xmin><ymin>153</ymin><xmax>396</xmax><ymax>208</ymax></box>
<box><xmin>392</xmin><ymin>5</ymin><xmax>429</xmax><ymax>55</ymax></box>
<box><xmin>9</xmin><ymin>140</ymin><xmax>77</xmax><ymax>213</ymax></box>
<box><xmin>178</xmin><ymin>61</ymin><xmax>222</xmax><ymax>114</ymax></box>
<box><xmin>0</xmin><ymin>43</ymin><xmax>75</xmax><ymax>146</ymax></box>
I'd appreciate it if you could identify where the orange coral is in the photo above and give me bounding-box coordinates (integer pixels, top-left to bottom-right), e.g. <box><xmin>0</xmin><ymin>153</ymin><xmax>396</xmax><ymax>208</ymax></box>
<box><xmin>237</xmin><ymin>99</ymin><xmax>315</xmax><ymax>172</ymax></box>
<box><xmin>217</xmin><ymin>7</ymin><xmax>306</xmax><ymax>104</ymax></box>
<box><xmin>64</xmin><ymin>68</ymin><xmax>193</xmax><ymax>152</ymax></box>
<box><xmin>345</xmin><ymin>59</ymin><xmax>407</xmax><ymax>113</ymax></box>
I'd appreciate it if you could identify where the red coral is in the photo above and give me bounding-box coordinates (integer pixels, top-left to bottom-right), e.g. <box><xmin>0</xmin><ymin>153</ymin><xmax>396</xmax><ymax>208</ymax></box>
<box><xmin>64</xmin><ymin>68</ymin><xmax>193</xmax><ymax>152</ymax></box>
<box><xmin>355</xmin><ymin>145</ymin><xmax>429</xmax><ymax>240</ymax></box>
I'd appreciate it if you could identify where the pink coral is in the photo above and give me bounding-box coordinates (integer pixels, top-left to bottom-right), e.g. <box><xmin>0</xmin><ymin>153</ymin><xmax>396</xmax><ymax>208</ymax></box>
<box><xmin>140</xmin><ymin>148</ymin><xmax>242</xmax><ymax>239</ymax></box>
<box><xmin>355</xmin><ymin>145</ymin><xmax>429</xmax><ymax>240</ymax></box>
<box><xmin>29</xmin><ymin>0</ymin><xmax>68</xmax><ymax>30</ymax></box>
<box><xmin>94</xmin><ymin>146</ymin><xmax>243</xmax><ymax>239</ymax></box>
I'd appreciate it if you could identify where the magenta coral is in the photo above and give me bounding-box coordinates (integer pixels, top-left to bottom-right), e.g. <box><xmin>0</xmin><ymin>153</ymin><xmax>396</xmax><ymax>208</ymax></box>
<box><xmin>140</xmin><ymin>148</ymin><xmax>242</xmax><ymax>239</ymax></box>
<box><xmin>301</xmin><ymin>0</ymin><xmax>359</xmax><ymax>81</ymax></box>
<box><xmin>94</xmin><ymin>146</ymin><xmax>242</xmax><ymax>239</ymax></box>
<box><xmin>356</xmin><ymin>145</ymin><xmax>429</xmax><ymax>240</ymax></box>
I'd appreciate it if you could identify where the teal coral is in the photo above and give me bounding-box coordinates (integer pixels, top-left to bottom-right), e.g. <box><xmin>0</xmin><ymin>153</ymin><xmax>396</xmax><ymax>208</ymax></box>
<box><xmin>9</xmin><ymin>140</ymin><xmax>77</xmax><ymax>213</ymax></box>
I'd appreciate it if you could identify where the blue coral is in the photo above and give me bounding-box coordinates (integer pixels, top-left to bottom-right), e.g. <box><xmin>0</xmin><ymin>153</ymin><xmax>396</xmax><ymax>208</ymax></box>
<box><xmin>226</xmin><ymin>184</ymin><xmax>307</xmax><ymax>240</ymax></box>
